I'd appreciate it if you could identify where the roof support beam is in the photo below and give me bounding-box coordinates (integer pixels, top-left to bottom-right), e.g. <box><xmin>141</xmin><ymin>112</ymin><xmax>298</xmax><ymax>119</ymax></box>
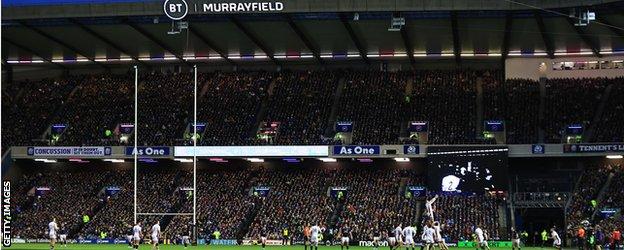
<box><xmin>188</xmin><ymin>25</ymin><xmax>236</xmax><ymax>66</ymax></box>
<box><xmin>68</xmin><ymin>18</ymin><xmax>148</xmax><ymax>67</ymax></box>
<box><xmin>2</xmin><ymin>37</ymin><xmax>66</xmax><ymax>69</ymax></box>
<box><xmin>121</xmin><ymin>18</ymin><xmax>191</xmax><ymax>66</ymax></box>
<box><xmin>339</xmin><ymin>13</ymin><xmax>369</xmax><ymax>64</ymax></box>
<box><xmin>451</xmin><ymin>11</ymin><xmax>461</xmax><ymax>64</ymax></box>
<box><xmin>534</xmin><ymin>11</ymin><xmax>555</xmax><ymax>59</ymax></box>
<box><xmin>501</xmin><ymin>12</ymin><xmax>513</xmax><ymax>61</ymax></box>
<box><xmin>567</xmin><ymin>17</ymin><xmax>602</xmax><ymax>57</ymax></box>
<box><xmin>285</xmin><ymin>14</ymin><xmax>323</xmax><ymax>64</ymax></box>
<box><xmin>399</xmin><ymin>14</ymin><xmax>415</xmax><ymax>66</ymax></box>
<box><xmin>230</xmin><ymin>16</ymin><xmax>280</xmax><ymax>66</ymax></box>
<box><xmin>18</xmin><ymin>20</ymin><xmax>106</xmax><ymax>68</ymax></box>
<box><xmin>595</xmin><ymin>16</ymin><xmax>624</xmax><ymax>41</ymax></box>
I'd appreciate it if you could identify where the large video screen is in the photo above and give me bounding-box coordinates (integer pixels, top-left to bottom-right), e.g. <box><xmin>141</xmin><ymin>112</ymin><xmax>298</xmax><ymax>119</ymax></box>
<box><xmin>427</xmin><ymin>146</ymin><xmax>508</xmax><ymax>194</ymax></box>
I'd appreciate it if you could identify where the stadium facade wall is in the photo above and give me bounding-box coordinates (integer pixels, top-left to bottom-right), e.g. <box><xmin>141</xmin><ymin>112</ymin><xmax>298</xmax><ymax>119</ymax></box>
<box><xmin>505</xmin><ymin>55</ymin><xmax>624</xmax><ymax>80</ymax></box>
<box><xmin>3</xmin><ymin>0</ymin><xmax>615</xmax><ymax>20</ymax></box>
<box><xmin>4</xmin><ymin>59</ymin><xmax>504</xmax><ymax>81</ymax></box>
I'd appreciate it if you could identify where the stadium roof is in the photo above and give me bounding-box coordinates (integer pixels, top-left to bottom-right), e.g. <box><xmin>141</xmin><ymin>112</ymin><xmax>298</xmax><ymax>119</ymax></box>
<box><xmin>2</xmin><ymin>1</ymin><xmax>624</xmax><ymax>67</ymax></box>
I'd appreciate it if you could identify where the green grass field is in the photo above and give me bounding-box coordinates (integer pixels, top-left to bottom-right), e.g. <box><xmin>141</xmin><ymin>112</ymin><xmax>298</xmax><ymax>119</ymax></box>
<box><xmin>4</xmin><ymin>245</ymin><xmax>566</xmax><ymax>250</ymax></box>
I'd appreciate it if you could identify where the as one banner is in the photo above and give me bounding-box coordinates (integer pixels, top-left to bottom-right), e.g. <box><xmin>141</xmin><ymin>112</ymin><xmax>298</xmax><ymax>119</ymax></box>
<box><xmin>125</xmin><ymin>146</ymin><xmax>170</xmax><ymax>156</ymax></box>
<box><xmin>333</xmin><ymin>145</ymin><xmax>380</xmax><ymax>155</ymax></box>
<box><xmin>563</xmin><ymin>143</ymin><xmax>624</xmax><ymax>153</ymax></box>
<box><xmin>27</xmin><ymin>147</ymin><xmax>112</xmax><ymax>157</ymax></box>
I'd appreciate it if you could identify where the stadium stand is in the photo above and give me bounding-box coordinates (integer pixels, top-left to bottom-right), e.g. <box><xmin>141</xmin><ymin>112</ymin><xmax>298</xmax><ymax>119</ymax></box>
<box><xmin>406</xmin><ymin>70</ymin><xmax>478</xmax><ymax>144</ymax></box>
<box><xmin>197</xmin><ymin>71</ymin><xmax>273</xmax><ymax>146</ymax></box>
<box><xmin>52</xmin><ymin>74</ymin><xmax>133</xmax><ymax>146</ymax></box>
<box><xmin>483</xmin><ymin>77</ymin><xmax>541</xmax><ymax>144</ymax></box>
<box><xmin>592</xmin><ymin>77</ymin><xmax>624</xmax><ymax>143</ymax></box>
<box><xmin>259</xmin><ymin>70</ymin><xmax>339</xmax><ymax>145</ymax></box>
<box><xmin>3</xmin><ymin>2</ymin><xmax>624</xmax><ymax>249</ymax></box>
<box><xmin>543</xmin><ymin>78</ymin><xmax>609</xmax><ymax>143</ymax></box>
<box><xmin>1</xmin><ymin>77</ymin><xmax>77</xmax><ymax>151</ymax></box>
<box><xmin>335</xmin><ymin>71</ymin><xmax>407</xmax><ymax>145</ymax></box>
<box><xmin>426</xmin><ymin>193</ymin><xmax>505</xmax><ymax>242</ymax></box>
<box><xmin>335</xmin><ymin>169</ymin><xmax>424</xmax><ymax>241</ymax></box>
<box><xmin>565</xmin><ymin>164</ymin><xmax>616</xmax><ymax>234</ymax></box>
<box><xmin>3</xmin><ymin>72</ymin><xmax>624</xmax><ymax>147</ymax></box>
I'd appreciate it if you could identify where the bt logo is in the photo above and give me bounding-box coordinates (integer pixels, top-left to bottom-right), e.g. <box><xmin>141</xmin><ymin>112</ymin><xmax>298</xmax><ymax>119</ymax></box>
<box><xmin>163</xmin><ymin>0</ymin><xmax>188</xmax><ymax>20</ymax></box>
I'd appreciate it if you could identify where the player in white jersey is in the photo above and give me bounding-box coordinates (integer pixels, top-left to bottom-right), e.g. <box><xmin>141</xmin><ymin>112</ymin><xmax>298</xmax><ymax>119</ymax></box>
<box><xmin>422</xmin><ymin>222</ymin><xmax>436</xmax><ymax>250</ymax></box>
<box><xmin>151</xmin><ymin>221</ymin><xmax>161</xmax><ymax>250</ymax></box>
<box><xmin>425</xmin><ymin>195</ymin><xmax>438</xmax><ymax>221</ymax></box>
<box><xmin>511</xmin><ymin>227</ymin><xmax>521</xmax><ymax>250</ymax></box>
<box><xmin>403</xmin><ymin>225</ymin><xmax>417</xmax><ymax>250</ymax></box>
<box><xmin>550</xmin><ymin>228</ymin><xmax>561</xmax><ymax>250</ymax></box>
<box><xmin>132</xmin><ymin>222</ymin><xmax>143</xmax><ymax>249</ymax></box>
<box><xmin>394</xmin><ymin>224</ymin><xmax>404</xmax><ymax>248</ymax></box>
<box><xmin>433</xmin><ymin>221</ymin><xmax>448</xmax><ymax>250</ymax></box>
<box><xmin>483</xmin><ymin>230</ymin><xmax>491</xmax><ymax>250</ymax></box>
<box><xmin>310</xmin><ymin>223</ymin><xmax>323</xmax><ymax>250</ymax></box>
<box><xmin>48</xmin><ymin>218</ymin><xmax>59</xmax><ymax>250</ymax></box>
<box><xmin>475</xmin><ymin>225</ymin><xmax>486</xmax><ymax>250</ymax></box>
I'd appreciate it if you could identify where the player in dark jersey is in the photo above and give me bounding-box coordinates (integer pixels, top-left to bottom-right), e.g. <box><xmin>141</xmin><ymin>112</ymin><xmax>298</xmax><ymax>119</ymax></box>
<box><xmin>183</xmin><ymin>225</ymin><xmax>191</xmax><ymax>249</ymax></box>
<box><xmin>373</xmin><ymin>226</ymin><xmax>382</xmax><ymax>250</ymax></box>
<box><xmin>388</xmin><ymin>226</ymin><xmax>398</xmax><ymax>250</ymax></box>
<box><xmin>340</xmin><ymin>224</ymin><xmax>353</xmax><ymax>250</ymax></box>
<box><xmin>260</xmin><ymin>227</ymin><xmax>268</xmax><ymax>250</ymax></box>
<box><xmin>58</xmin><ymin>224</ymin><xmax>68</xmax><ymax>247</ymax></box>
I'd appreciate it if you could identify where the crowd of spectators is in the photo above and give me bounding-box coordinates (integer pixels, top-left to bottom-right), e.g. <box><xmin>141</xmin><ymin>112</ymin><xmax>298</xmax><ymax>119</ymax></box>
<box><xmin>246</xmin><ymin>167</ymin><xmax>334</xmax><ymax>241</ymax></box>
<box><xmin>259</xmin><ymin>71</ymin><xmax>339</xmax><ymax>145</ymax></box>
<box><xmin>166</xmin><ymin>170</ymin><xmax>256</xmax><ymax>240</ymax></box>
<box><xmin>137</xmin><ymin>72</ymin><xmax>196</xmax><ymax>146</ymax></box>
<box><xmin>336</xmin><ymin>169</ymin><xmax>424</xmax><ymax>241</ymax></box>
<box><xmin>592</xmin><ymin>77</ymin><xmax>624</xmax><ymax>142</ymax></box>
<box><xmin>79</xmin><ymin>170</ymin><xmax>133</xmax><ymax>239</ymax></box>
<box><xmin>10</xmin><ymin>171</ymin><xmax>113</xmax><ymax>239</ymax></box>
<box><xmin>3</xmin><ymin>71</ymin><xmax>624</xmax><ymax>148</ymax></box>
<box><xmin>197</xmin><ymin>71</ymin><xmax>273</xmax><ymax>146</ymax></box>
<box><xmin>52</xmin><ymin>74</ymin><xmax>133</xmax><ymax>146</ymax></box>
<box><xmin>2</xmin><ymin>77</ymin><xmax>76</xmax><ymax>152</ymax></box>
<box><xmin>544</xmin><ymin>78</ymin><xmax>608</xmax><ymax>143</ymax></box>
<box><xmin>336</xmin><ymin>71</ymin><xmax>407</xmax><ymax>144</ymax></box>
<box><xmin>407</xmin><ymin>70</ymin><xmax>478</xmax><ymax>144</ymax></box>
<box><xmin>428</xmin><ymin>193</ymin><xmax>504</xmax><ymax>242</ymax></box>
<box><xmin>600</xmin><ymin>164</ymin><xmax>624</xmax><ymax>209</ymax></box>
<box><xmin>565</xmin><ymin>164</ymin><xmax>616</xmax><ymax>232</ymax></box>
<box><xmin>483</xmin><ymin>76</ymin><xmax>541</xmax><ymax>144</ymax></box>
<box><xmin>13</xmin><ymin>162</ymin><xmax>624</xmax><ymax>244</ymax></box>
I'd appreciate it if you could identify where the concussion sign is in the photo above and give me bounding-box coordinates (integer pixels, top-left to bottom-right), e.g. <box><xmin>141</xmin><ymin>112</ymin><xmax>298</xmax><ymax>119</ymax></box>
<box><xmin>27</xmin><ymin>147</ymin><xmax>112</xmax><ymax>157</ymax></box>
